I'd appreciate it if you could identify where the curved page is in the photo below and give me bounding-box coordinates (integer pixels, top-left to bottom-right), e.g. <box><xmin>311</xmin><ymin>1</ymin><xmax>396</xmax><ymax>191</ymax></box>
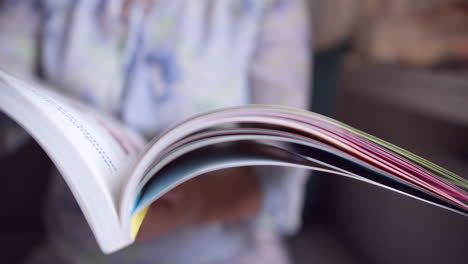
<box><xmin>0</xmin><ymin>70</ymin><xmax>145</xmax><ymax>253</ymax></box>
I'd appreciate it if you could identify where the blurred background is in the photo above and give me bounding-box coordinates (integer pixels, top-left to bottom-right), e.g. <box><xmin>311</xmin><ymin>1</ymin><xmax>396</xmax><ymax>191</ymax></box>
<box><xmin>1</xmin><ymin>0</ymin><xmax>468</xmax><ymax>263</ymax></box>
<box><xmin>291</xmin><ymin>0</ymin><xmax>468</xmax><ymax>263</ymax></box>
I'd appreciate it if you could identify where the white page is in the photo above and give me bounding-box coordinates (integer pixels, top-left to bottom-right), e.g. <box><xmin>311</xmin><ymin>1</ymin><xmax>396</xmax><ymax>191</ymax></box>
<box><xmin>0</xmin><ymin>70</ymin><xmax>146</xmax><ymax>253</ymax></box>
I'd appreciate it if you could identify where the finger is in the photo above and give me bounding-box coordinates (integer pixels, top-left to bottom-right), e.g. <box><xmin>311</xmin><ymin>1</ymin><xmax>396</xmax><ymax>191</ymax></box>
<box><xmin>137</xmin><ymin>180</ymin><xmax>203</xmax><ymax>241</ymax></box>
<box><xmin>161</xmin><ymin>177</ymin><xmax>206</xmax><ymax>225</ymax></box>
<box><xmin>195</xmin><ymin>167</ymin><xmax>262</xmax><ymax>224</ymax></box>
<box><xmin>136</xmin><ymin>200</ymin><xmax>178</xmax><ymax>241</ymax></box>
<box><xmin>160</xmin><ymin>185</ymin><xmax>188</xmax><ymax>204</ymax></box>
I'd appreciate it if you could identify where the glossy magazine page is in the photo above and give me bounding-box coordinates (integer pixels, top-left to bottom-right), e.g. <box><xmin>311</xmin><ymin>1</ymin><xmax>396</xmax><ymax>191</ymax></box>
<box><xmin>123</xmin><ymin>106</ymin><xmax>468</xmax><ymax>239</ymax></box>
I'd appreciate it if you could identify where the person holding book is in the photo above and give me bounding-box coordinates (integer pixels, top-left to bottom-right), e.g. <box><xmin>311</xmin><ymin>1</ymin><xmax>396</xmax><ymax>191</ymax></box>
<box><xmin>0</xmin><ymin>0</ymin><xmax>311</xmax><ymax>263</ymax></box>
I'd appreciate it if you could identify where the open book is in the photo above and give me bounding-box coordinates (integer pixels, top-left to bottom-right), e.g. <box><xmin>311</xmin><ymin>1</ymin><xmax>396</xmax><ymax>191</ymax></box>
<box><xmin>0</xmin><ymin>70</ymin><xmax>467</xmax><ymax>254</ymax></box>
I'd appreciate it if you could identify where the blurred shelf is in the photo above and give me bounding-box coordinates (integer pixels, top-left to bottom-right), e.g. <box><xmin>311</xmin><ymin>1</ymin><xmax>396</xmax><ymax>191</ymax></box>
<box><xmin>340</xmin><ymin>64</ymin><xmax>468</xmax><ymax>126</ymax></box>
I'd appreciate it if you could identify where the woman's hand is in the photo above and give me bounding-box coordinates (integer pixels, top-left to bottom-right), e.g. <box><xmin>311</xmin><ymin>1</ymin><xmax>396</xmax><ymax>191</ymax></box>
<box><xmin>137</xmin><ymin>167</ymin><xmax>262</xmax><ymax>241</ymax></box>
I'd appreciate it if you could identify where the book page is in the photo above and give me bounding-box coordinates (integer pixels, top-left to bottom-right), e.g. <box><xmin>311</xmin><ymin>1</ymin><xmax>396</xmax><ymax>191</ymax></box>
<box><xmin>127</xmin><ymin>137</ymin><xmax>466</xmax><ymax>238</ymax></box>
<box><xmin>121</xmin><ymin>105</ymin><xmax>467</xmax><ymax>241</ymax></box>
<box><xmin>0</xmin><ymin>70</ymin><xmax>145</xmax><ymax>253</ymax></box>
